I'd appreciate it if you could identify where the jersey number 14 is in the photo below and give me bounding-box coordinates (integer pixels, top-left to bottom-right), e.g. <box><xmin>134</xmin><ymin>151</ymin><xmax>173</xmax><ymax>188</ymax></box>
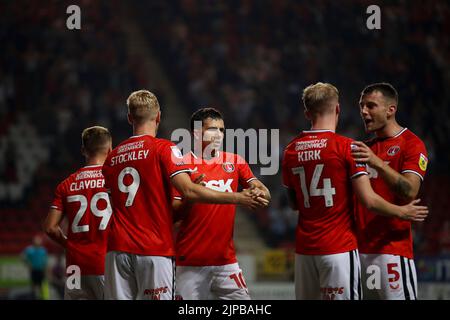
<box><xmin>292</xmin><ymin>164</ymin><xmax>336</xmax><ymax>208</ymax></box>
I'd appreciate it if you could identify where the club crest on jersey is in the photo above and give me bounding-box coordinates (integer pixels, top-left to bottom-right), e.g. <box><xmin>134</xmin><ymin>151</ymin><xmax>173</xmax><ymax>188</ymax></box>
<box><xmin>170</xmin><ymin>146</ymin><xmax>183</xmax><ymax>159</ymax></box>
<box><xmin>222</xmin><ymin>162</ymin><xmax>235</xmax><ymax>173</ymax></box>
<box><xmin>387</xmin><ymin>145</ymin><xmax>400</xmax><ymax>156</ymax></box>
<box><xmin>419</xmin><ymin>153</ymin><xmax>428</xmax><ymax>171</ymax></box>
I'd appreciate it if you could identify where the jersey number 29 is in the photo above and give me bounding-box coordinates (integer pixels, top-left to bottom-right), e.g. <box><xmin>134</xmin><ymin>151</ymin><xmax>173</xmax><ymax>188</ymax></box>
<box><xmin>67</xmin><ymin>192</ymin><xmax>112</xmax><ymax>233</ymax></box>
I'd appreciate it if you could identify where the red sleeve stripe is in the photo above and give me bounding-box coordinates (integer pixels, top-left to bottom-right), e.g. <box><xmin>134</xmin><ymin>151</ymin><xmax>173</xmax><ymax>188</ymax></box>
<box><xmin>350</xmin><ymin>171</ymin><xmax>369</xmax><ymax>179</ymax></box>
<box><xmin>401</xmin><ymin>170</ymin><xmax>424</xmax><ymax>181</ymax></box>
<box><xmin>169</xmin><ymin>169</ymin><xmax>191</xmax><ymax>178</ymax></box>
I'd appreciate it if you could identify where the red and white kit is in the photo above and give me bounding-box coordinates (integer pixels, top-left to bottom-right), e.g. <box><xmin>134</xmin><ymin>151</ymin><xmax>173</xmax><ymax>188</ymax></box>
<box><xmin>355</xmin><ymin>128</ymin><xmax>428</xmax><ymax>300</ymax></box>
<box><xmin>282</xmin><ymin>130</ymin><xmax>367</xmax><ymax>300</ymax></box>
<box><xmin>173</xmin><ymin>151</ymin><xmax>256</xmax><ymax>300</ymax></box>
<box><xmin>102</xmin><ymin>134</ymin><xmax>190</xmax><ymax>300</ymax></box>
<box><xmin>51</xmin><ymin>165</ymin><xmax>111</xmax><ymax>299</ymax></box>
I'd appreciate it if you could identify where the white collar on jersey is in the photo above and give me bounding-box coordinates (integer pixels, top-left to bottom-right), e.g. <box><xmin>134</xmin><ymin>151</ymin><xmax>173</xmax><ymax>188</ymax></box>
<box><xmin>303</xmin><ymin>129</ymin><xmax>335</xmax><ymax>133</ymax></box>
<box><xmin>392</xmin><ymin>127</ymin><xmax>408</xmax><ymax>138</ymax></box>
<box><xmin>130</xmin><ymin>134</ymin><xmax>151</xmax><ymax>138</ymax></box>
<box><xmin>190</xmin><ymin>150</ymin><xmax>220</xmax><ymax>160</ymax></box>
<box><xmin>83</xmin><ymin>164</ymin><xmax>102</xmax><ymax>168</ymax></box>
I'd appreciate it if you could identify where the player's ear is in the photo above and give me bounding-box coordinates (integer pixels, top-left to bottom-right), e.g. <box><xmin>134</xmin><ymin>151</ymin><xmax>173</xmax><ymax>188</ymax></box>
<box><xmin>304</xmin><ymin>109</ymin><xmax>311</xmax><ymax>121</ymax></box>
<box><xmin>156</xmin><ymin>110</ymin><xmax>161</xmax><ymax>124</ymax></box>
<box><xmin>336</xmin><ymin>104</ymin><xmax>340</xmax><ymax>115</ymax></box>
<box><xmin>387</xmin><ymin>104</ymin><xmax>397</xmax><ymax>117</ymax></box>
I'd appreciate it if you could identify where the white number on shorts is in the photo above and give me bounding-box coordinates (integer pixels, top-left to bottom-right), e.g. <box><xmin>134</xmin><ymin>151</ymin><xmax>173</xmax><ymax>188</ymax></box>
<box><xmin>292</xmin><ymin>164</ymin><xmax>336</xmax><ymax>208</ymax></box>
<box><xmin>67</xmin><ymin>193</ymin><xmax>112</xmax><ymax>233</ymax></box>
<box><xmin>118</xmin><ymin>167</ymin><xmax>140</xmax><ymax>207</ymax></box>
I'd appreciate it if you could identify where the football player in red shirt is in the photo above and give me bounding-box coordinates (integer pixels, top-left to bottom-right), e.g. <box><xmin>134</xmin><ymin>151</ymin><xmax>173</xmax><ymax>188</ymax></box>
<box><xmin>172</xmin><ymin>108</ymin><xmax>271</xmax><ymax>300</ymax></box>
<box><xmin>282</xmin><ymin>83</ymin><xmax>428</xmax><ymax>300</ymax></box>
<box><xmin>351</xmin><ymin>83</ymin><xmax>429</xmax><ymax>300</ymax></box>
<box><xmin>102</xmin><ymin>91</ymin><xmax>268</xmax><ymax>300</ymax></box>
<box><xmin>43</xmin><ymin>126</ymin><xmax>113</xmax><ymax>299</ymax></box>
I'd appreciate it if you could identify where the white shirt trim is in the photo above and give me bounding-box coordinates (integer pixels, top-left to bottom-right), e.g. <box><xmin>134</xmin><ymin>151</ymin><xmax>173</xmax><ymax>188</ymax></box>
<box><xmin>392</xmin><ymin>127</ymin><xmax>408</xmax><ymax>139</ymax></box>
<box><xmin>402</xmin><ymin>170</ymin><xmax>424</xmax><ymax>181</ymax></box>
<box><xmin>246</xmin><ymin>177</ymin><xmax>258</xmax><ymax>183</ymax></box>
<box><xmin>350</xmin><ymin>171</ymin><xmax>369</xmax><ymax>179</ymax></box>
<box><xmin>173</xmin><ymin>196</ymin><xmax>183</xmax><ymax>200</ymax></box>
<box><xmin>130</xmin><ymin>134</ymin><xmax>151</xmax><ymax>138</ymax></box>
<box><xmin>190</xmin><ymin>151</ymin><xmax>220</xmax><ymax>160</ymax></box>
<box><xmin>170</xmin><ymin>169</ymin><xmax>191</xmax><ymax>178</ymax></box>
<box><xmin>303</xmin><ymin>129</ymin><xmax>335</xmax><ymax>133</ymax></box>
<box><xmin>83</xmin><ymin>165</ymin><xmax>102</xmax><ymax>169</ymax></box>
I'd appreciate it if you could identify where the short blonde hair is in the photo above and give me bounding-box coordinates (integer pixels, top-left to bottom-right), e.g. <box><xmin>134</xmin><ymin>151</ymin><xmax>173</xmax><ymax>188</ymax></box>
<box><xmin>81</xmin><ymin>126</ymin><xmax>111</xmax><ymax>156</ymax></box>
<box><xmin>127</xmin><ymin>90</ymin><xmax>160</xmax><ymax>124</ymax></box>
<box><xmin>302</xmin><ymin>82</ymin><xmax>339</xmax><ymax>115</ymax></box>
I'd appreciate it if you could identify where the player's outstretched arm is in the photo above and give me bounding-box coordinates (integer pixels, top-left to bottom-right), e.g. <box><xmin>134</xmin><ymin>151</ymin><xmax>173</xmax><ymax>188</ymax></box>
<box><xmin>351</xmin><ymin>141</ymin><xmax>421</xmax><ymax>201</ymax></box>
<box><xmin>352</xmin><ymin>174</ymin><xmax>428</xmax><ymax>222</ymax></box>
<box><xmin>171</xmin><ymin>172</ymin><xmax>269</xmax><ymax>209</ymax></box>
<box><xmin>171</xmin><ymin>173</ymin><xmax>206</xmax><ymax>212</ymax></box>
<box><xmin>43</xmin><ymin>208</ymin><xmax>67</xmax><ymax>247</ymax></box>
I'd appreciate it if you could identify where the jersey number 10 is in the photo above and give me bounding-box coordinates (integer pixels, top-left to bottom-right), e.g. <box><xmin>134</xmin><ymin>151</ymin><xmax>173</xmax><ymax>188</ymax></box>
<box><xmin>292</xmin><ymin>164</ymin><xmax>336</xmax><ymax>208</ymax></box>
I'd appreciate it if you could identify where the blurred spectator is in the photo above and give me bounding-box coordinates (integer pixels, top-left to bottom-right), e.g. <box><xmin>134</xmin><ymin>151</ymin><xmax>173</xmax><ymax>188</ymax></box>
<box><xmin>21</xmin><ymin>235</ymin><xmax>48</xmax><ymax>300</ymax></box>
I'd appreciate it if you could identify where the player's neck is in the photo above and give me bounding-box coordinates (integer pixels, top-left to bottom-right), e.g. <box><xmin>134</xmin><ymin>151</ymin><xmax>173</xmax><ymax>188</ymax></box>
<box><xmin>133</xmin><ymin>122</ymin><xmax>157</xmax><ymax>137</ymax></box>
<box><xmin>85</xmin><ymin>156</ymin><xmax>106</xmax><ymax>167</ymax></box>
<box><xmin>310</xmin><ymin>119</ymin><xmax>336</xmax><ymax>132</ymax></box>
<box><xmin>194</xmin><ymin>148</ymin><xmax>219</xmax><ymax>160</ymax></box>
<box><xmin>375</xmin><ymin>120</ymin><xmax>403</xmax><ymax>139</ymax></box>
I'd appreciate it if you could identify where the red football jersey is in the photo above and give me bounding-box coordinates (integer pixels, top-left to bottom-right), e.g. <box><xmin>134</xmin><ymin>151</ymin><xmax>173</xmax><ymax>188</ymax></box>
<box><xmin>173</xmin><ymin>151</ymin><xmax>256</xmax><ymax>266</ymax></box>
<box><xmin>282</xmin><ymin>130</ymin><xmax>367</xmax><ymax>255</ymax></box>
<box><xmin>51</xmin><ymin>165</ymin><xmax>111</xmax><ymax>275</ymax></box>
<box><xmin>102</xmin><ymin>135</ymin><xmax>190</xmax><ymax>256</ymax></box>
<box><xmin>355</xmin><ymin>128</ymin><xmax>428</xmax><ymax>258</ymax></box>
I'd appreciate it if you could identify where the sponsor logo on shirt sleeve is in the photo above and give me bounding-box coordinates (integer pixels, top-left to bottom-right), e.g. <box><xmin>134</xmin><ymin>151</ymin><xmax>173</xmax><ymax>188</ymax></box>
<box><xmin>419</xmin><ymin>153</ymin><xmax>428</xmax><ymax>171</ymax></box>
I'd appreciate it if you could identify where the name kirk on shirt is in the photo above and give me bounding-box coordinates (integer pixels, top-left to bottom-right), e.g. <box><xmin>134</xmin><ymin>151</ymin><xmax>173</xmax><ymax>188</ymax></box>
<box><xmin>298</xmin><ymin>149</ymin><xmax>321</xmax><ymax>162</ymax></box>
<box><xmin>110</xmin><ymin>150</ymin><xmax>149</xmax><ymax>166</ymax></box>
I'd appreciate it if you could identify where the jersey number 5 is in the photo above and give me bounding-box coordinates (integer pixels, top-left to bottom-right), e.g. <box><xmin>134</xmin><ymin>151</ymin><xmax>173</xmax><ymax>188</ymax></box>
<box><xmin>292</xmin><ymin>164</ymin><xmax>336</xmax><ymax>208</ymax></box>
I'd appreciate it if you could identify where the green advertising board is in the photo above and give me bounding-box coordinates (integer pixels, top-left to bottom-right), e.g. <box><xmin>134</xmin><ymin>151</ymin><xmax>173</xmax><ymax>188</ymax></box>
<box><xmin>0</xmin><ymin>256</ymin><xmax>30</xmax><ymax>288</ymax></box>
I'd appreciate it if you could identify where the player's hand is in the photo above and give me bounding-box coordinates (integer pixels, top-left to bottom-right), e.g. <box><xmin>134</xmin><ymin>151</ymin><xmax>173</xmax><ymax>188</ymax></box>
<box><xmin>351</xmin><ymin>141</ymin><xmax>384</xmax><ymax>169</ymax></box>
<box><xmin>248</xmin><ymin>184</ymin><xmax>264</xmax><ymax>198</ymax></box>
<box><xmin>398</xmin><ymin>199</ymin><xmax>429</xmax><ymax>222</ymax></box>
<box><xmin>238</xmin><ymin>188</ymin><xmax>270</xmax><ymax>210</ymax></box>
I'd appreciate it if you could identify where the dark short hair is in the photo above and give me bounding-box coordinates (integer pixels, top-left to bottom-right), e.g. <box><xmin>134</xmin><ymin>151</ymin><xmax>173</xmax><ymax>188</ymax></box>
<box><xmin>190</xmin><ymin>107</ymin><xmax>223</xmax><ymax>131</ymax></box>
<box><xmin>81</xmin><ymin>126</ymin><xmax>111</xmax><ymax>156</ymax></box>
<box><xmin>361</xmin><ymin>82</ymin><xmax>398</xmax><ymax>104</ymax></box>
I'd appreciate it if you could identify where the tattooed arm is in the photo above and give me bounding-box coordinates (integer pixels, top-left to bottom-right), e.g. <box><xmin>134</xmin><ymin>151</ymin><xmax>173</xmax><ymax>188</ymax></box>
<box><xmin>352</xmin><ymin>141</ymin><xmax>421</xmax><ymax>201</ymax></box>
